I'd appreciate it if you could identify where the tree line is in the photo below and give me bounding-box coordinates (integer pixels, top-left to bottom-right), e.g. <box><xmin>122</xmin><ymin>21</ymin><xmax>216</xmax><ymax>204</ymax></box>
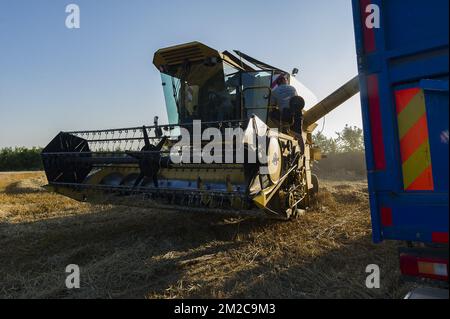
<box><xmin>312</xmin><ymin>125</ymin><xmax>366</xmax><ymax>178</ymax></box>
<box><xmin>0</xmin><ymin>147</ymin><xmax>43</xmax><ymax>171</ymax></box>
<box><xmin>313</xmin><ymin>125</ymin><xmax>365</xmax><ymax>154</ymax></box>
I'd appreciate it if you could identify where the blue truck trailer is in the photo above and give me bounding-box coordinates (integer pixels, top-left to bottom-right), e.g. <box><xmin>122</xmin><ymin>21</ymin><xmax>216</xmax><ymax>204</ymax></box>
<box><xmin>352</xmin><ymin>0</ymin><xmax>449</xmax><ymax>289</ymax></box>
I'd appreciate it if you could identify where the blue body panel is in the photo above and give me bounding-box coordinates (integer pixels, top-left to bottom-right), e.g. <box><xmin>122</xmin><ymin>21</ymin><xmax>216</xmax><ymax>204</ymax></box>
<box><xmin>352</xmin><ymin>0</ymin><xmax>449</xmax><ymax>244</ymax></box>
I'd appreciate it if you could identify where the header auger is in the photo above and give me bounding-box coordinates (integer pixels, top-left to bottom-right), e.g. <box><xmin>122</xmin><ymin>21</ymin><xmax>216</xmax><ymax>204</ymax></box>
<box><xmin>42</xmin><ymin>42</ymin><xmax>359</xmax><ymax>219</ymax></box>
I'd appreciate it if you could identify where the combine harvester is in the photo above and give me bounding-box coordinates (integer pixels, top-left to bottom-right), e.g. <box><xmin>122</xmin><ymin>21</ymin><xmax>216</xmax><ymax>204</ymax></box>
<box><xmin>41</xmin><ymin>42</ymin><xmax>359</xmax><ymax>219</ymax></box>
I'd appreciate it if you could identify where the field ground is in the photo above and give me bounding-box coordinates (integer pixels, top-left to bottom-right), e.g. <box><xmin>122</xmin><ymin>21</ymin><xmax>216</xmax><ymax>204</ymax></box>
<box><xmin>0</xmin><ymin>172</ymin><xmax>416</xmax><ymax>299</ymax></box>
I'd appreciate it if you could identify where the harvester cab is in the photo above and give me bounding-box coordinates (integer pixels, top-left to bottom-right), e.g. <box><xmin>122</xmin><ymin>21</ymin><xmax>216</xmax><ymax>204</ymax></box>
<box><xmin>41</xmin><ymin>41</ymin><xmax>359</xmax><ymax>219</ymax></box>
<box><xmin>154</xmin><ymin>42</ymin><xmax>290</xmax><ymax>128</ymax></box>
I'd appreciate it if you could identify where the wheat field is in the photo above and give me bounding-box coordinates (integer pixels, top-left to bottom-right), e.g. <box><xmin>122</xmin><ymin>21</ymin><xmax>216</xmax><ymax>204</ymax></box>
<box><xmin>0</xmin><ymin>172</ymin><xmax>415</xmax><ymax>299</ymax></box>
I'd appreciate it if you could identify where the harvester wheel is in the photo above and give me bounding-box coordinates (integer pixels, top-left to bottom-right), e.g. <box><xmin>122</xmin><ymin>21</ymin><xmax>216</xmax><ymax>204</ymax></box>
<box><xmin>292</xmin><ymin>205</ymin><xmax>306</xmax><ymax>219</ymax></box>
<box><xmin>310</xmin><ymin>174</ymin><xmax>319</xmax><ymax>196</ymax></box>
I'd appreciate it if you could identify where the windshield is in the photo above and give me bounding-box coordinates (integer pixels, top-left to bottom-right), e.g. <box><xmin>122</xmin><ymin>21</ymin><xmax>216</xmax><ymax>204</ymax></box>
<box><xmin>160</xmin><ymin>61</ymin><xmax>241</xmax><ymax>124</ymax></box>
<box><xmin>161</xmin><ymin>73</ymin><xmax>180</xmax><ymax>125</ymax></box>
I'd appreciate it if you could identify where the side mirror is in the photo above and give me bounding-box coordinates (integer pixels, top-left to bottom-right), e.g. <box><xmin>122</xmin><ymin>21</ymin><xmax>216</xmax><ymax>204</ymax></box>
<box><xmin>154</xmin><ymin>116</ymin><xmax>163</xmax><ymax>137</ymax></box>
<box><xmin>291</xmin><ymin>68</ymin><xmax>299</xmax><ymax>77</ymax></box>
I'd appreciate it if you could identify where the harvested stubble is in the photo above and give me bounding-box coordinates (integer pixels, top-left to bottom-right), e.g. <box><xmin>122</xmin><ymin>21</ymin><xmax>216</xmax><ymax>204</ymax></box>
<box><xmin>0</xmin><ymin>172</ymin><xmax>415</xmax><ymax>299</ymax></box>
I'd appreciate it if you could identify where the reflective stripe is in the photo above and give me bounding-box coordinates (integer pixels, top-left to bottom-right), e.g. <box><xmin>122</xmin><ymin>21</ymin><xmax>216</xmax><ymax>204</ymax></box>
<box><xmin>399</xmin><ymin>114</ymin><xmax>429</xmax><ymax>162</ymax></box>
<box><xmin>394</xmin><ymin>87</ymin><xmax>421</xmax><ymax>114</ymax></box>
<box><xmin>406</xmin><ymin>165</ymin><xmax>434</xmax><ymax>191</ymax></box>
<box><xmin>397</xmin><ymin>92</ymin><xmax>426</xmax><ymax>139</ymax></box>
<box><xmin>432</xmin><ymin>232</ymin><xmax>449</xmax><ymax>244</ymax></box>
<box><xmin>380</xmin><ymin>207</ymin><xmax>393</xmax><ymax>227</ymax></box>
<box><xmin>360</xmin><ymin>0</ymin><xmax>376</xmax><ymax>53</ymax></box>
<box><xmin>402</xmin><ymin>142</ymin><xmax>433</xmax><ymax>190</ymax></box>
<box><xmin>367</xmin><ymin>75</ymin><xmax>386</xmax><ymax>170</ymax></box>
<box><xmin>395</xmin><ymin>88</ymin><xmax>434</xmax><ymax>191</ymax></box>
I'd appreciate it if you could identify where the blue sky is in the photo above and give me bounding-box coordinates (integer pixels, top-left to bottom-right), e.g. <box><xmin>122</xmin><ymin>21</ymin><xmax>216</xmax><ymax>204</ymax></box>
<box><xmin>0</xmin><ymin>0</ymin><xmax>361</xmax><ymax>148</ymax></box>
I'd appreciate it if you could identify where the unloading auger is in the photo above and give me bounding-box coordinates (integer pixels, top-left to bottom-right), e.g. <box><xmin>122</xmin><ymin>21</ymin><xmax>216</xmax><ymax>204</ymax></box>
<box><xmin>41</xmin><ymin>42</ymin><xmax>359</xmax><ymax>218</ymax></box>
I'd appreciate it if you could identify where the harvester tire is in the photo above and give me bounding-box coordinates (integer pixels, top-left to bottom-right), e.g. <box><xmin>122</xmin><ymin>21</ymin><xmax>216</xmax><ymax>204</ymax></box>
<box><xmin>311</xmin><ymin>174</ymin><xmax>319</xmax><ymax>196</ymax></box>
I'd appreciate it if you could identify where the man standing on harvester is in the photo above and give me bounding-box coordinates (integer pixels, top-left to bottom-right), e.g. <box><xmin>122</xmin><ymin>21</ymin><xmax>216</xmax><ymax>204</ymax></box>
<box><xmin>271</xmin><ymin>74</ymin><xmax>298</xmax><ymax>110</ymax></box>
<box><xmin>271</xmin><ymin>74</ymin><xmax>306</xmax><ymax>150</ymax></box>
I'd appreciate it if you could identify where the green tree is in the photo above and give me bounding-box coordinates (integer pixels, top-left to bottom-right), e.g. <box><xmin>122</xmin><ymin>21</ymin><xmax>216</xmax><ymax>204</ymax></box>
<box><xmin>335</xmin><ymin>125</ymin><xmax>365</xmax><ymax>153</ymax></box>
<box><xmin>313</xmin><ymin>131</ymin><xmax>339</xmax><ymax>154</ymax></box>
<box><xmin>313</xmin><ymin>125</ymin><xmax>365</xmax><ymax>154</ymax></box>
<box><xmin>0</xmin><ymin>147</ymin><xmax>43</xmax><ymax>171</ymax></box>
